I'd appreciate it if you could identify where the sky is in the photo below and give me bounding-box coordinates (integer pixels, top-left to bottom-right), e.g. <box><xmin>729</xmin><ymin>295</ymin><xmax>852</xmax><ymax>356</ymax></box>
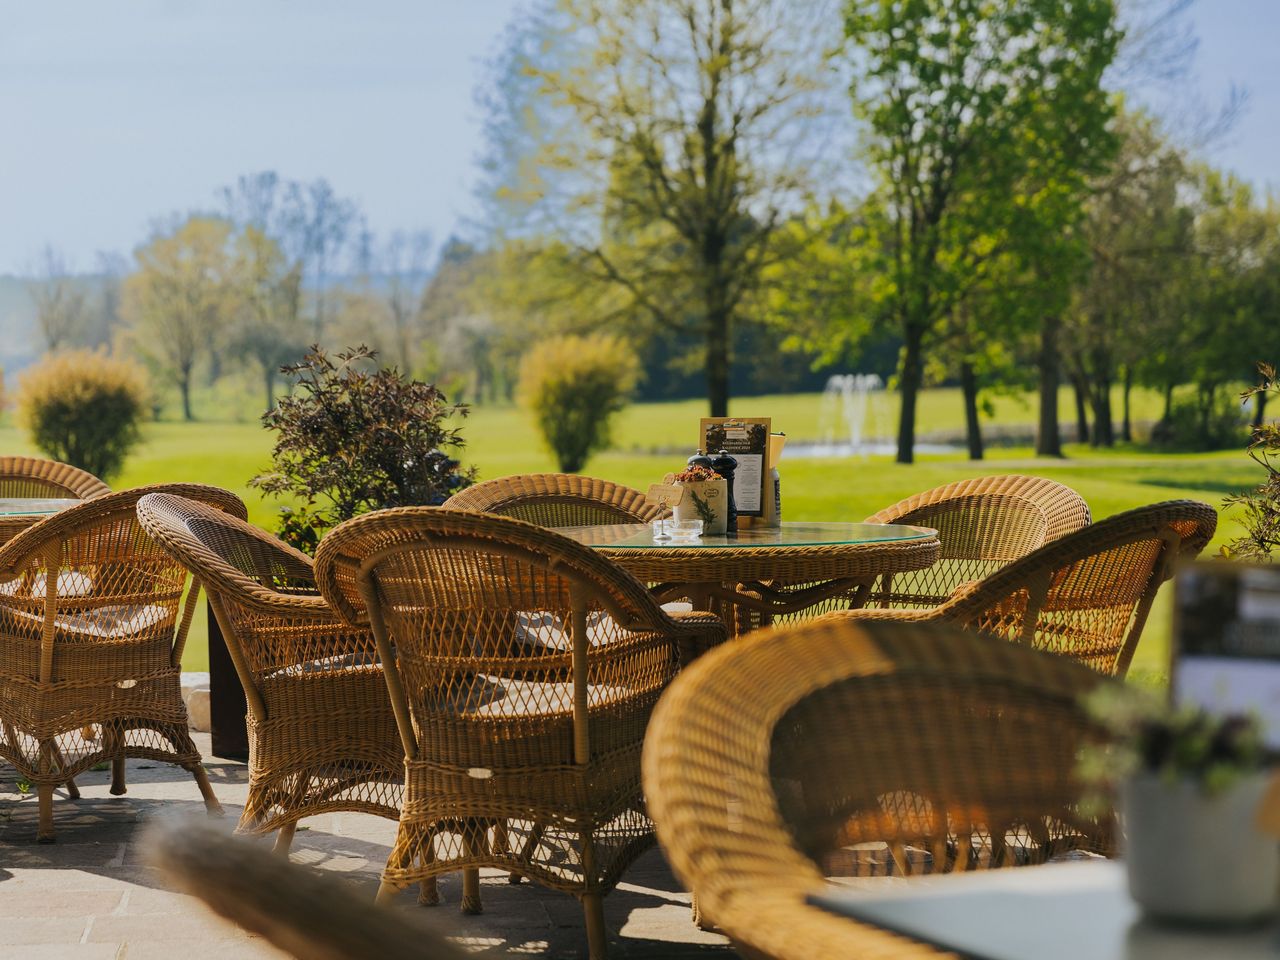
<box><xmin>0</xmin><ymin>0</ymin><xmax>1276</xmax><ymax>275</ymax></box>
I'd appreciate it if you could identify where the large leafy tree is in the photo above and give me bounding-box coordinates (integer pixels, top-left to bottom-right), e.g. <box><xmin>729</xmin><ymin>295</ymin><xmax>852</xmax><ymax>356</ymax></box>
<box><xmin>487</xmin><ymin>0</ymin><xmax>846</xmax><ymax>416</ymax></box>
<box><xmin>121</xmin><ymin>217</ymin><xmax>240</xmax><ymax>421</ymax></box>
<box><xmin>843</xmin><ymin>0</ymin><xmax>1120</xmax><ymax>462</ymax></box>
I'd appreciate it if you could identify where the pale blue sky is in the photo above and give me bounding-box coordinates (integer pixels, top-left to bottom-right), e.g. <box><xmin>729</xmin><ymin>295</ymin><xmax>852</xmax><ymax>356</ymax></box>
<box><xmin>0</xmin><ymin>0</ymin><xmax>1275</xmax><ymax>274</ymax></box>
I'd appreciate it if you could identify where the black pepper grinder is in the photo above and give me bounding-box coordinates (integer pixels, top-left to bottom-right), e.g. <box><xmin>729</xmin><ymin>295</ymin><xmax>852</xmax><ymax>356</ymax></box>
<box><xmin>710</xmin><ymin>449</ymin><xmax>738</xmax><ymax>533</ymax></box>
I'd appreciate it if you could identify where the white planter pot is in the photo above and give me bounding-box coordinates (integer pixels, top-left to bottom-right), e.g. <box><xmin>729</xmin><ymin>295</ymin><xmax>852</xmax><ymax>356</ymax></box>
<box><xmin>673</xmin><ymin>479</ymin><xmax>727</xmax><ymax>534</ymax></box>
<box><xmin>1123</xmin><ymin>771</ymin><xmax>1280</xmax><ymax>924</ymax></box>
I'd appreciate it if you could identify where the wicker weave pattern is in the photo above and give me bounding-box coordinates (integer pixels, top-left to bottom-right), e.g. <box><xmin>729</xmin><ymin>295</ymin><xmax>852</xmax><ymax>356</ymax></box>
<box><xmin>135</xmin><ymin>493</ymin><xmax>404</xmax><ymax>845</ymax></box>
<box><xmin>834</xmin><ymin>500</ymin><xmax>1216</xmax><ymax>676</ymax></box>
<box><xmin>315</xmin><ymin>508</ymin><xmax>727</xmax><ymax>954</ymax></box>
<box><xmin>443</xmin><ymin>473</ymin><xmax>662</xmax><ymax>526</ymax></box>
<box><xmin>642</xmin><ymin>619</ymin><xmax>1115</xmax><ymax>960</ymax></box>
<box><xmin>0</xmin><ymin>483</ymin><xmax>245</xmax><ymax>841</ymax></box>
<box><xmin>0</xmin><ymin>456</ymin><xmax>111</xmax><ymax>500</ymax></box>
<box><xmin>860</xmin><ymin>475</ymin><xmax>1091</xmax><ymax>611</ymax></box>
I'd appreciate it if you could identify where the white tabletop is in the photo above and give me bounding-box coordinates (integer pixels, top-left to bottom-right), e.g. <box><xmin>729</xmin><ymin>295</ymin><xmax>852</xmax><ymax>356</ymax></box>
<box><xmin>809</xmin><ymin>861</ymin><xmax>1280</xmax><ymax>959</ymax></box>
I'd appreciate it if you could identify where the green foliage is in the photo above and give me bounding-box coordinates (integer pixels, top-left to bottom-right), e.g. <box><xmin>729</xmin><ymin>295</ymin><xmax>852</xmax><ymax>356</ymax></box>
<box><xmin>841</xmin><ymin>0</ymin><xmax>1120</xmax><ymax>462</ymax></box>
<box><xmin>518</xmin><ymin>334</ymin><xmax>639</xmax><ymax>473</ymax></box>
<box><xmin>1225</xmin><ymin>364</ymin><xmax>1280</xmax><ymax>561</ymax></box>
<box><xmin>250</xmin><ymin>345</ymin><xmax>474</xmax><ymax>552</ymax></box>
<box><xmin>17</xmin><ymin>349</ymin><xmax>150</xmax><ymax>480</ymax></box>
<box><xmin>1149</xmin><ymin>393</ymin><xmax>1244</xmax><ymax>452</ymax></box>
<box><xmin>1078</xmin><ymin>684</ymin><xmax>1266</xmax><ymax>804</ymax></box>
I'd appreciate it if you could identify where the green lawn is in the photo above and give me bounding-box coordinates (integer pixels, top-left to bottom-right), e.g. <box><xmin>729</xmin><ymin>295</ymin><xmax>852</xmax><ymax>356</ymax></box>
<box><xmin>1</xmin><ymin>384</ymin><xmax>1256</xmax><ymax>677</ymax></box>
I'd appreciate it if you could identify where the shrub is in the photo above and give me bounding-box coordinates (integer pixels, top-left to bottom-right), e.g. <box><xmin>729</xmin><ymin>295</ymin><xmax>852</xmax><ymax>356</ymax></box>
<box><xmin>1149</xmin><ymin>391</ymin><xmax>1246</xmax><ymax>452</ymax></box>
<box><xmin>250</xmin><ymin>345</ymin><xmax>474</xmax><ymax>553</ymax></box>
<box><xmin>517</xmin><ymin>334</ymin><xmax>639</xmax><ymax>473</ymax></box>
<box><xmin>17</xmin><ymin>349</ymin><xmax>149</xmax><ymax>480</ymax></box>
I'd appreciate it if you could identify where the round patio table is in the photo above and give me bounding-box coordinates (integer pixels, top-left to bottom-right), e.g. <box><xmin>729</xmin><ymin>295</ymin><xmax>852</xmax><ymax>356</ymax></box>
<box><xmin>555</xmin><ymin>520</ymin><xmax>940</xmax><ymax>633</ymax></box>
<box><xmin>0</xmin><ymin>497</ymin><xmax>80</xmax><ymax>545</ymax></box>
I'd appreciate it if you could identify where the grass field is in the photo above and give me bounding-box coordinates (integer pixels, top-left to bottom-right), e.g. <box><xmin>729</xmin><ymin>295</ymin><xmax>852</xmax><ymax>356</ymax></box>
<box><xmin>1</xmin><ymin>383</ymin><xmax>1258</xmax><ymax>678</ymax></box>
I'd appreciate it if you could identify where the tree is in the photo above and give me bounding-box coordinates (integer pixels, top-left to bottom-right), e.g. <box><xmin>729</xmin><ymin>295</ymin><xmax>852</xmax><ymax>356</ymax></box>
<box><xmin>28</xmin><ymin>246</ymin><xmax>89</xmax><ymax>351</ymax></box>
<box><xmin>488</xmin><ymin>0</ymin><xmax>847</xmax><ymax>417</ymax></box>
<box><xmin>843</xmin><ymin>0</ymin><xmax>1120</xmax><ymax>462</ymax></box>
<box><xmin>121</xmin><ymin>217</ymin><xmax>239</xmax><ymax>421</ymax></box>
<box><xmin>221</xmin><ymin>172</ymin><xmax>358</xmax><ymax>340</ymax></box>
<box><xmin>230</xmin><ymin>226</ymin><xmax>307</xmax><ymax>413</ymax></box>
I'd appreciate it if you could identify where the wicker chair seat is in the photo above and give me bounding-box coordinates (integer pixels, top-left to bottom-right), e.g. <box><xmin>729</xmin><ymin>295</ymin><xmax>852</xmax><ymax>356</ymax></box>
<box><xmin>0</xmin><ymin>569</ymin><xmax>95</xmax><ymax>598</ymax></box>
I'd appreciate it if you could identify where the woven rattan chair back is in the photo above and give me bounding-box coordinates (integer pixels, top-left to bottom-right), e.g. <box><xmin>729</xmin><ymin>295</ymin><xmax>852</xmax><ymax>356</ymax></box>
<box><xmin>0</xmin><ymin>456</ymin><xmax>111</xmax><ymax>500</ymax></box>
<box><xmin>864</xmin><ymin>475</ymin><xmax>1091</xmax><ymax>609</ymax></box>
<box><xmin>0</xmin><ymin>483</ymin><xmax>245</xmax><ymax>841</ymax></box>
<box><xmin>642</xmin><ymin>618</ymin><xmax>1115</xmax><ymax>960</ymax></box>
<box><xmin>135</xmin><ymin>493</ymin><xmax>404</xmax><ymax>851</ymax></box>
<box><xmin>315</xmin><ymin>507</ymin><xmax>721</xmax><ymax>958</ymax></box>
<box><xmin>937</xmin><ymin>500</ymin><xmax>1216</xmax><ymax>675</ymax></box>
<box><xmin>443</xmin><ymin>473</ymin><xmax>662</xmax><ymax>527</ymax></box>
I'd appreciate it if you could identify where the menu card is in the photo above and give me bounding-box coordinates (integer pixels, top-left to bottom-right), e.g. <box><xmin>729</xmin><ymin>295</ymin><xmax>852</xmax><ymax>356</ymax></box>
<box><xmin>1174</xmin><ymin>561</ymin><xmax>1280</xmax><ymax>752</ymax></box>
<box><xmin>699</xmin><ymin>417</ymin><xmax>770</xmax><ymax>516</ymax></box>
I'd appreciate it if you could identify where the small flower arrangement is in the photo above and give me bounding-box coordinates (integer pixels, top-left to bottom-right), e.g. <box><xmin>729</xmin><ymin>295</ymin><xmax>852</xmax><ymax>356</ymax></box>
<box><xmin>1077</xmin><ymin>684</ymin><xmax>1267</xmax><ymax>805</ymax></box>
<box><xmin>673</xmin><ymin>465</ymin><xmax>722</xmax><ymax>484</ymax></box>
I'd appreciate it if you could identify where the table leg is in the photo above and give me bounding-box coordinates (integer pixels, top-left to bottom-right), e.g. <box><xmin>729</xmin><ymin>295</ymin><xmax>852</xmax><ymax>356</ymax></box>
<box><xmin>207</xmin><ymin>598</ymin><xmax>249</xmax><ymax>762</ymax></box>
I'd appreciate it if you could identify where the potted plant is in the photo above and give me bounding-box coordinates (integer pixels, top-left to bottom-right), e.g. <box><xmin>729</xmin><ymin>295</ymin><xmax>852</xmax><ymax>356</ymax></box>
<box><xmin>670</xmin><ymin>464</ymin><xmax>728</xmax><ymax>534</ymax></box>
<box><xmin>1079</xmin><ymin>686</ymin><xmax>1278</xmax><ymax>925</ymax></box>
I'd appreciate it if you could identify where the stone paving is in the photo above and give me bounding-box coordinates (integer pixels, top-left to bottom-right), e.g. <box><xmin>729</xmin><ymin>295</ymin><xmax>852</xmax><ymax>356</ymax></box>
<box><xmin>0</xmin><ymin>735</ymin><xmax>734</xmax><ymax>959</ymax></box>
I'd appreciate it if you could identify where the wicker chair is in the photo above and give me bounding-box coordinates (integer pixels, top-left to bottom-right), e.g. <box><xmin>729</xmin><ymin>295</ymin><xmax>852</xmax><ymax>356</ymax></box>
<box><xmin>862</xmin><ymin>474</ymin><xmax>1091</xmax><ymax>610</ymax></box>
<box><xmin>135</xmin><ymin>492</ymin><xmax>404</xmax><ymax>858</ymax></box>
<box><xmin>443</xmin><ymin>473</ymin><xmax>662</xmax><ymax>527</ymax></box>
<box><xmin>0</xmin><ymin>456</ymin><xmax>111</xmax><ymax>500</ymax></box>
<box><xmin>314</xmin><ymin>508</ymin><xmax>728</xmax><ymax>959</ymax></box>
<box><xmin>642</xmin><ymin>618</ymin><xmax>1116</xmax><ymax>960</ymax></box>
<box><xmin>0</xmin><ymin>483</ymin><xmax>245</xmax><ymax>841</ymax></box>
<box><xmin>831</xmin><ymin>500</ymin><xmax>1217</xmax><ymax>676</ymax></box>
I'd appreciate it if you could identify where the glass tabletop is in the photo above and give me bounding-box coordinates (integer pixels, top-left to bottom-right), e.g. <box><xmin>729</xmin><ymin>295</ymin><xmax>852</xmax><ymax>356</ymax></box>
<box><xmin>0</xmin><ymin>497</ymin><xmax>80</xmax><ymax>517</ymax></box>
<box><xmin>555</xmin><ymin>521</ymin><xmax>937</xmax><ymax>550</ymax></box>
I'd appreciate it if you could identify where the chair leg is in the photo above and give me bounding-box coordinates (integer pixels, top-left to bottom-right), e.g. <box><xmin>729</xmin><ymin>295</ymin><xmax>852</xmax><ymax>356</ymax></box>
<box><xmin>63</xmin><ymin>777</ymin><xmax>80</xmax><ymax>800</ymax></box>
<box><xmin>272</xmin><ymin>821</ymin><xmax>297</xmax><ymax>856</ymax></box>
<box><xmin>110</xmin><ymin>753</ymin><xmax>127</xmax><ymax>796</ymax></box>
<box><xmin>583</xmin><ymin>893</ymin><xmax>607</xmax><ymax>960</ymax></box>
<box><xmin>191</xmin><ymin>765</ymin><xmax>224</xmax><ymax>817</ymax></box>
<box><xmin>375</xmin><ymin>880</ymin><xmax>402</xmax><ymax>905</ymax></box>
<box><xmin>417</xmin><ymin>878</ymin><xmax>440</xmax><ymax>906</ymax></box>
<box><xmin>37</xmin><ymin>784</ymin><xmax>55</xmax><ymax>844</ymax></box>
<box><xmin>461</xmin><ymin>869</ymin><xmax>482</xmax><ymax>915</ymax></box>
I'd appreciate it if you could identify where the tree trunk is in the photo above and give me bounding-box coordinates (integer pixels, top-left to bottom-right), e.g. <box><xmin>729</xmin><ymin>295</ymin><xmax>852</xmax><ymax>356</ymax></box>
<box><xmin>1036</xmin><ymin>316</ymin><xmax>1063</xmax><ymax>457</ymax></box>
<box><xmin>264</xmin><ymin>368</ymin><xmax>276</xmax><ymax>415</ymax></box>
<box><xmin>179</xmin><ymin>374</ymin><xmax>194</xmax><ymax>422</ymax></box>
<box><xmin>896</xmin><ymin>326</ymin><xmax>924</xmax><ymax>465</ymax></box>
<box><xmin>1254</xmin><ymin>389</ymin><xmax>1268</xmax><ymax>428</ymax></box>
<box><xmin>1090</xmin><ymin>378</ymin><xmax>1114</xmax><ymax>447</ymax></box>
<box><xmin>960</xmin><ymin>361</ymin><xmax>984</xmax><ymax>461</ymax></box>
<box><xmin>706</xmin><ymin>302</ymin><xmax>730</xmax><ymax>417</ymax></box>
<box><xmin>1072</xmin><ymin>376</ymin><xmax>1090</xmax><ymax>444</ymax></box>
<box><xmin>1163</xmin><ymin>383</ymin><xmax>1175</xmax><ymax>422</ymax></box>
<box><xmin>1121</xmin><ymin>367</ymin><xmax>1133</xmax><ymax>443</ymax></box>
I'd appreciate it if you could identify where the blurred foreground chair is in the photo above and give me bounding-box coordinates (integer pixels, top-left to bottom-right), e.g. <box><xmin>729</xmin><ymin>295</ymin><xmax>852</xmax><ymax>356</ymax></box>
<box><xmin>863</xmin><ymin>474</ymin><xmax>1091</xmax><ymax>610</ymax></box>
<box><xmin>315</xmin><ymin>508</ymin><xmax>727</xmax><ymax>959</ymax></box>
<box><xmin>0</xmin><ymin>483</ymin><xmax>244</xmax><ymax>841</ymax></box>
<box><xmin>443</xmin><ymin>473</ymin><xmax>661</xmax><ymax>527</ymax></box>
<box><xmin>642</xmin><ymin>618</ymin><xmax>1116</xmax><ymax>960</ymax></box>
<box><xmin>148</xmin><ymin>818</ymin><xmax>469</xmax><ymax>960</ymax></box>
<box><xmin>136</xmin><ymin>492</ymin><xmax>404</xmax><ymax>858</ymax></box>
<box><xmin>0</xmin><ymin>456</ymin><xmax>111</xmax><ymax>500</ymax></box>
<box><xmin>832</xmin><ymin>500</ymin><xmax>1216</xmax><ymax>676</ymax></box>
